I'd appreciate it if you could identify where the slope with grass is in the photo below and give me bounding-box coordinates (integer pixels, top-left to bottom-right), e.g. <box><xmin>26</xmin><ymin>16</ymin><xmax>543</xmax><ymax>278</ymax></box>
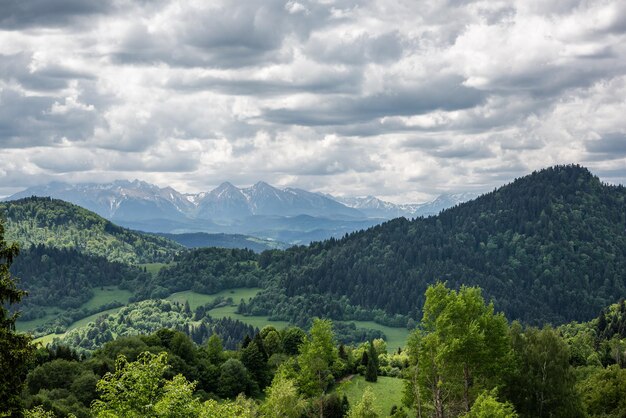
<box><xmin>337</xmin><ymin>375</ymin><xmax>408</xmax><ymax>416</ymax></box>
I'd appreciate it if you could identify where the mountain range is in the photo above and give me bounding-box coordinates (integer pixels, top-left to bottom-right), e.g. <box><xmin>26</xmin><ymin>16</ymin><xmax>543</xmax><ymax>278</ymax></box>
<box><xmin>4</xmin><ymin>180</ymin><xmax>475</xmax><ymax>243</ymax></box>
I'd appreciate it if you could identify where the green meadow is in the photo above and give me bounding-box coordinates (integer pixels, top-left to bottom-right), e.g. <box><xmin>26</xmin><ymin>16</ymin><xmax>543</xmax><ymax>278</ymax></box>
<box><xmin>337</xmin><ymin>375</ymin><xmax>408</xmax><ymax>416</ymax></box>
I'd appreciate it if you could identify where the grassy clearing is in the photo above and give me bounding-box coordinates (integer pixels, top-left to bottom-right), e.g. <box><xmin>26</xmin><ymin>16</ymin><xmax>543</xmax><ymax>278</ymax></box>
<box><xmin>16</xmin><ymin>308</ymin><xmax>62</xmax><ymax>332</ymax></box>
<box><xmin>67</xmin><ymin>307</ymin><xmax>123</xmax><ymax>331</ymax></box>
<box><xmin>337</xmin><ymin>375</ymin><xmax>408</xmax><ymax>417</ymax></box>
<box><xmin>138</xmin><ymin>262</ymin><xmax>173</xmax><ymax>276</ymax></box>
<box><xmin>348</xmin><ymin>321</ymin><xmax>410</xmax><ymax>351</ymax></box>
<box><xmin>166</xmin><ymin>288</ymin><xmax>261</xmax><ymax>311</ymax></box>
<box><xmin>33</xmin><ymin>333</ymin><xmax>64</xmax><ymax>346</ymax></box>
<box><xmin>80</xmin><ymin>286</ymin><xmax>132</xmax><ymax>310</ymax></box>
<box><xmin>17</xmin><ymin>286</ymin><xmax>131</xmax><ymax>332</ymax></box>
<box><xmin>209</xmin><ymin>305</ymin><xmax>291</xmax><ymax>330</ymax></box>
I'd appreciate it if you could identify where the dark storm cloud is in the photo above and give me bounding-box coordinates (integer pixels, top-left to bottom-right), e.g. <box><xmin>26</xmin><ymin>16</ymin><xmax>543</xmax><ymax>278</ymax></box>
<box><xmin>0</xmin><ymin>0</ymin><xmax>114</xmax><ymax>29</ymax></box>
<box><xmin>262</xmin><ymin>77</ymin><xmax>486</xmax><ymax>126</ymax></box>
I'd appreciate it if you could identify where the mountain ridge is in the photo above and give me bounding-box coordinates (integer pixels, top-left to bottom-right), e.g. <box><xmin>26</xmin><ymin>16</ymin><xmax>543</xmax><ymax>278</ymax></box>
<box><xmin>4</xmin><ymin>180</ymin><xmax>477</xmax><ymax>242</ymax></box>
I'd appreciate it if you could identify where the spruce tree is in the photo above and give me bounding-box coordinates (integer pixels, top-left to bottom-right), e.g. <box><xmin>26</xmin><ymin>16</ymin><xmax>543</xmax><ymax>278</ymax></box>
<box><xmin>365</xmin><ymin>341</ymin><xmax>378</xmax><ymax>382</ymax></box>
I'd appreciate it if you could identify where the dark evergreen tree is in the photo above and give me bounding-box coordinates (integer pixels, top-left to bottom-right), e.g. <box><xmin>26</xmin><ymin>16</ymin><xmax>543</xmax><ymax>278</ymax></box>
<box><xmin>365</xmin><ymin>341</ymin><xmax>378</xmax><ymax>382</ymax></box>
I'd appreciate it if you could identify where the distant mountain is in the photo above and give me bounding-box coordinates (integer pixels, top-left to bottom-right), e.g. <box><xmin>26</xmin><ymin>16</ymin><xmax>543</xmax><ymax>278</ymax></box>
<box><xmin>333</xmin><ymin>192</ymin><xmax>478</xmax><ymax>218</ymax></box>
<box><xmin>195</xmin><ymin>181</ymin><xmax>362</xmax><ymax>221</ymax></box>
<box><xmin>5</xmin><ymin>180</ymin><xmax>194</xmax><ymax>222</ymax></box>
<box><xmin>4</xmin><ymin>180</ymin><xmax>477</xmax><ymax>243</ymax></box>
<box><xmin>0</xmin><ymin>197</ymin><xmax>181</xmax><ymax>264</ymax></box>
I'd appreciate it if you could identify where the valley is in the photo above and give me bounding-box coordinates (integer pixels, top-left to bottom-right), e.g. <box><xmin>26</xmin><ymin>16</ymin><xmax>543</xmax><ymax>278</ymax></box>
<box><xmin>3</xmin><ymin>165</ymin><xmax>626</xmax><ymax>417</ymax></box>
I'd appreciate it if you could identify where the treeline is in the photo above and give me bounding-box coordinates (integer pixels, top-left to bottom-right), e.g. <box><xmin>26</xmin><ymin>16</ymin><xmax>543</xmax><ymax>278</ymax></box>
<box><xmin>0</xmin><ymin>197</ymin><xmax>181</xmax><ymax>264</ymax></box>
<box><xmin>15</xmin><ymin>283</ymin><xmax>626</xmax><ymax>418</ymax></box>
<box><xmin>245</xmin><ymin>165</ymin><xmax>626</xmax><ymax>325</ymax></box>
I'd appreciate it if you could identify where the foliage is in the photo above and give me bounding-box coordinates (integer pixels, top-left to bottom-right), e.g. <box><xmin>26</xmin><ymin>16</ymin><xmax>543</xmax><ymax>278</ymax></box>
<box><xmin>260</xmin><ymin>371</ymin><xmax>306</xmax><ymax>418</ymax></box>
<box><xmin>404</xmin><ymin>283</ymin><xmax>510</xmax><ymax>417</ymax></box>
<box><xmin>0</xmin><ymin>218</ymin><xmax>34</xmax><ymax>416</ymax></box>
<box><xmin>577</xmin><ymin>365</ymin><xmax>626</xmax><ymax>417</ymax></box>
<box><xmin>461</xmin><ymin>390</ymin><xmax>518</xmax><ymax>418</ymax></box>
<box><xmin>218</xmin><ymin>358</ymin><xmax>255</xmax><ymax>398</ymax></box>
<box><xmin>503</xmin><ymin>323</ymin><xmax>584</xmax><ymax>418</ymax></box>
<box><xmin>347</xmin><ymin>386</ymin><xmax>380</xmax><ymax>418</ymax></box>
<box><xmin>91</xmin><ymin>352</ymin><xmax>172</xmax><ymax>416</ymax></box>
<box><xmin>201</xmin><ymin>394</ymin><xmax>258</xmax><ymax>418</ymax></box>
<box><xmin>297</xmin><ymin>318</ymin><xmax>339</xmax><ymax>396</ymax></box>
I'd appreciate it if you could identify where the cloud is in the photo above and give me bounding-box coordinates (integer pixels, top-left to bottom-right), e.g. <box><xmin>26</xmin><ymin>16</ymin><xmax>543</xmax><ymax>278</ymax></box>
<box><xmin>0</xmin><ymin>87</ymin><xmax>99</xmax><ymax>147</ymax></box>
<box><xmin>586</xmin><ymin>133</ymin><xmax>626</xmax><ymax>157</ymax></box>
<box><xmin>262</xmin><ymin>76</ymin><xmax>486</xmax><ymax>126</ymax></box>
<box><xmin>0</xmin><ymin>0</ymin><xmax>625</xmax><ymax>201</ymax></box>
<box><xmin>0</xmin><ymin>0</ymin><xmax>114</xmax><ymax>30</ymax></box>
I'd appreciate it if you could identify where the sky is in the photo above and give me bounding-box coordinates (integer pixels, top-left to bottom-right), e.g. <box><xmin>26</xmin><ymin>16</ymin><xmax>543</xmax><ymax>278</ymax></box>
<box><xmin>0</xmin><ymin>0</ymin><xmax>625</xmax><ymax>203</ymax></box>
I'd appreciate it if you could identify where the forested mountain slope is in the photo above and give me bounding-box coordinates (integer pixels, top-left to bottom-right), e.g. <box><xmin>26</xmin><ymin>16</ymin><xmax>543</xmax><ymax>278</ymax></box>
<box><xmin>11</xmin><ymin>245</ymin><xmax>150</xmax><ymax>313</ymax></box>
<box><xmin>0</xmin><ymin>197</ymin><xmax>181</xmax><ymax>264</ymax></box>
<box><xmin>248</xmin><ymin>165</ymin><xmax>626</xmax><ymax>325</ymax></box>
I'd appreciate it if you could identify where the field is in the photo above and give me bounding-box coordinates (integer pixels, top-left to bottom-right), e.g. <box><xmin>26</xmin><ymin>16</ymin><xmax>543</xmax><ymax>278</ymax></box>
<box><xmin>15</xmin><ymin>308</ymin><xmax>62</xmax><ymax>332</ymax></box>
<box><xmin>17</xmin><ymin>286</ymin><xmax>131</xmax><ymax>332</ymax></box>
<box><xmin>337</xmin><ymin>375</ymin><xmax>408</xmax><ymax>416</ymax></box>
<box><xmin>22</xmin><ymin>286</ymin><xmax>411</xmax><ymax>351</ymax></box>
<box><xmin>209</xmin><ymin>305</ymin><xmax>291</xmax><ymax>330</ymax></box>
<box><xmin>138</xmin><ymin>262</ymin><xmax>174</xmax><ymax>276</ymax></box>
<box><xmin>348</xmin><ymin>321</ymin><xmax>410</xmax><ymax>351</ymax></box>
<box><xmin>80</xmin><ymin>286</ymin><xmax>133</xmax><ymax>310</ymax></box>
<box><xmin>166</xmin><ymin>288</ymin><xmax>261</xmax><ymax>311</ymax></box>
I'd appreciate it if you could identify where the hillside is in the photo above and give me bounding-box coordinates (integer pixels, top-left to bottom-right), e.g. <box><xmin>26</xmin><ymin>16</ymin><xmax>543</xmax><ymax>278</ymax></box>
<box><xmin>11</xmin><ymin>244</ymin><xmax>149</xmax><ymax>313</ymax></box>
<box><xmin>245</xmin><ymin>165</ymin><xmax>626</xmax><ymax>325</ymax></box>
<box><xmin>0</xmin><ymin>197</ymin><xmax>181</xmax><ymax>264</ymax></box>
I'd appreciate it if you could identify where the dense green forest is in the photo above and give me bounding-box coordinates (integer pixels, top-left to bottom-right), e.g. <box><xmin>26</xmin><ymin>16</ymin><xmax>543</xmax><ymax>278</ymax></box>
<box><xmin>0</xmin><ymin>197</ymin><xmax>181</xmax><ymax>264</ymax></box>
<box><xmin>7</xmin><ymin>280</ymin><xmax>626</xmax><ymax>417</ymax></box>
<box><xmin>243</xmin><ymin>165</ymin><xmax>626</xmax><ymax>325</ymax></box>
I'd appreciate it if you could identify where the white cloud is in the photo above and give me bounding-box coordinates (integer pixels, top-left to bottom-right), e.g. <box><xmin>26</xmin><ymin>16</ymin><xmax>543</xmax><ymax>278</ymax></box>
<box><xmin>0</xmin><ymin>0</ymin><xmax>625</xmax><ymax>200</ymax></box>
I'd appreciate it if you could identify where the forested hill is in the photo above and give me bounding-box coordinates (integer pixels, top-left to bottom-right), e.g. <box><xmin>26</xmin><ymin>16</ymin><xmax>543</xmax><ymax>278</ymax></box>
<box><xmin>249</xmin><ymin>165</ymin><xmax>626</xmax><ymax>325</ymax></box>
<box><xmin>0</xmin><ymin>197</ymin><xmax>181</xmax><ymax>264</ymax></box>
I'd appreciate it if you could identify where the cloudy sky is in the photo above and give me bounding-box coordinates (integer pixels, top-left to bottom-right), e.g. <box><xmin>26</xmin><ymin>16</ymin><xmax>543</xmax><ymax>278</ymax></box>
<box><xmin>0</xmin><ymin>0</ymin><xmax>625</xmax><ymax>202</ymax></box>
